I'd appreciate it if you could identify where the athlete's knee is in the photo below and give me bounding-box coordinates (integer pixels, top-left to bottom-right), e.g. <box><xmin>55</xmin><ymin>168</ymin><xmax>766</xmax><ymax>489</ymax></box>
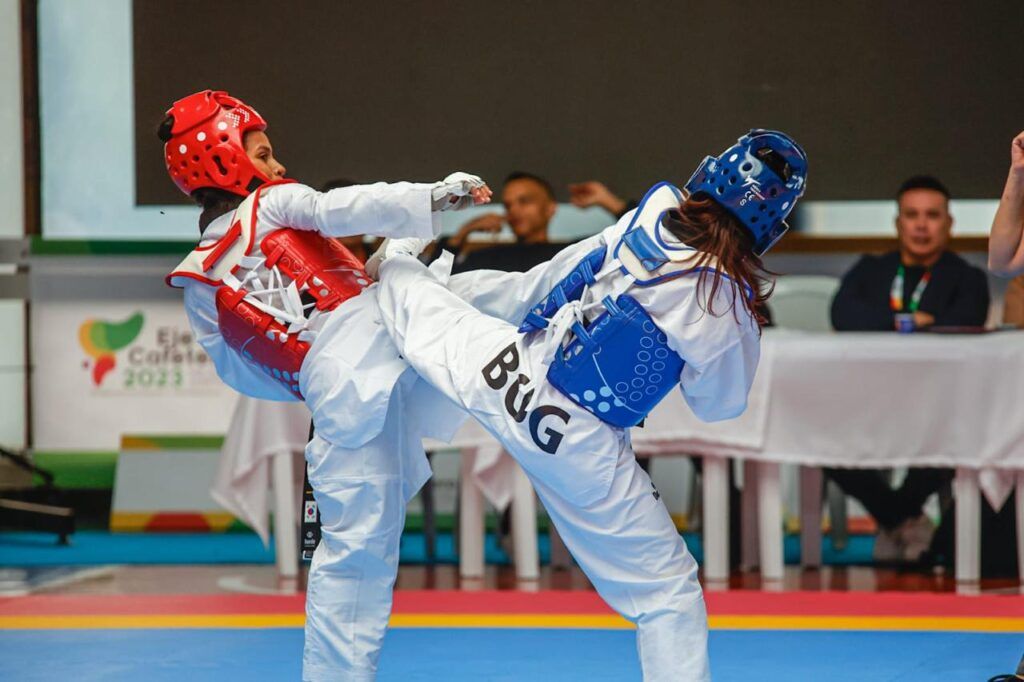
<box><xmin>649</xmin><ymin>583</ymin><xmax>707</xmax><ymax>619</ymax></box>
<box><xmin>313</xmin><ymin>476</ymin><xmax>405</xmax><ymax>539</ymax></box>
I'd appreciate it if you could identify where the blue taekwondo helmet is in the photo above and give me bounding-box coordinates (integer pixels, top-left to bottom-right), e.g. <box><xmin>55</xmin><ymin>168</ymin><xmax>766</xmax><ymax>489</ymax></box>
<box><xmin>683</xmin><ymin>129</ymin><xmax>808</xmax><ymax>255</ymax></box>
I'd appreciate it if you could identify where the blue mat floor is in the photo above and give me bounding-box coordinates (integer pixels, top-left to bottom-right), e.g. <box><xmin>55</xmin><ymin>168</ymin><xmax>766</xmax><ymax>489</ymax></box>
<box><xmin>0</xmin><ymin>530</ymin><xmax>877</xmax><ymax>567</ymax></box>
<box><xmin>0</xmin><ymin>628</ymin><xmax>1018</xmax><ymax>681</ymax></box>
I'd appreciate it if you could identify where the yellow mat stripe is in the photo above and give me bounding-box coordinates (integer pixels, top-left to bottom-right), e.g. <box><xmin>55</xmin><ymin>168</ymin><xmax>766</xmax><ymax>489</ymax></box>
<box><xmin>709</xmin><ymin>615</ymin><xmax>1024</xmax><ymax>633</ymax></box>
<box><xmin>1</xmin><ymin>613</ymin><xmax>1022</xmax><ymax>632</ymax></box>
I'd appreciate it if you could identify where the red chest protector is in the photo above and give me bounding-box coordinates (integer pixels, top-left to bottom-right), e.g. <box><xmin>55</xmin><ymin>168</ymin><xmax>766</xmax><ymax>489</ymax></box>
<box><xmin>167</xmin><ymin>181</ymin><xmax>371</xmax><ymax>398</ymax></box>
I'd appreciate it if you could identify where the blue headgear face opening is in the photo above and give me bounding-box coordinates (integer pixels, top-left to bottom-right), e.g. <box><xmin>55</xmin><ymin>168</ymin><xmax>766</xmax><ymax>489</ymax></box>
<box><xmin>683</xmin><ymin>129</ymin><xmax>808</xmax><ymax>256</ymax></box>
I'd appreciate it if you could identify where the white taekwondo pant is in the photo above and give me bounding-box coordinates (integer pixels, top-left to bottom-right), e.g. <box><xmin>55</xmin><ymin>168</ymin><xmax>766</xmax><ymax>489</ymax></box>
<box><xmin>302</xmin><ymin>373</ymin><xmax>430</xmax><ymax>682</ymax></box>
<box><xmin>377</xmin><ymin>256</ymin><xmax>710</xmax><ymax>681</ymax></box>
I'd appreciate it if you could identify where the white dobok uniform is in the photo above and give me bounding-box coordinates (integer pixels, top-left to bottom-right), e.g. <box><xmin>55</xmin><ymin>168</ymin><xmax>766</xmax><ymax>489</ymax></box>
<box><xmin>375</xmin><ymin>199</ymin><xmax>761</xmax><ymax>681</ymax></box>
<box><xmin>175</xmin><ymin>181</ymin><xmax>471</xmax><ymax>682</ymax></box>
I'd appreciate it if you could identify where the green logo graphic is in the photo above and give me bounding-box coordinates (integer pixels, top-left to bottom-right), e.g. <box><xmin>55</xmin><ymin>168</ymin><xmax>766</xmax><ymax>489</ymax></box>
<box><xmin>78</xmin><ymin>312</ymin><xmax>145</xmax><ymax>386</ymax></box>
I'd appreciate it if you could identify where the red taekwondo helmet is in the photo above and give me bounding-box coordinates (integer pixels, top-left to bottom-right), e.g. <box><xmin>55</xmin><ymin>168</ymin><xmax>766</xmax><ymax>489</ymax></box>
<box><xmin>164</xmin><ymin>90</ymin><xmax>269</xmax><ymax>198</ymax></box>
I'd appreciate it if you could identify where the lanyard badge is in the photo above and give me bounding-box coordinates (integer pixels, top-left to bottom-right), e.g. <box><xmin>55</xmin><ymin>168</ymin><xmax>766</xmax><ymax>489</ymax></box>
<box><xmin>890</xmin><ymin>264</ymin><xmax>931</xmax><ymax>313</ymax></box>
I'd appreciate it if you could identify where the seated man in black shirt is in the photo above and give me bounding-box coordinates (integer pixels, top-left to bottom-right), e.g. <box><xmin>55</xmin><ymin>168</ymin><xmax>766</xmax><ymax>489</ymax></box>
<box><xmin>438</xmin><ymin>171</ymin><xmax>567</xmax><ymax>273</ymax></box>
<box><xmin>828</xmin><ymin>175</ymin><xmax>990</xmax><ymax>563</ymax></box>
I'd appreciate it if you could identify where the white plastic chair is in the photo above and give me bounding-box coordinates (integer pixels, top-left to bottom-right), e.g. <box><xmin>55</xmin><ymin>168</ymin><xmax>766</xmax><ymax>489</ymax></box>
<box><xmin>769</xmin><ymin>275</ymin><xmax>839</xmax><ymax>332</ymax></box>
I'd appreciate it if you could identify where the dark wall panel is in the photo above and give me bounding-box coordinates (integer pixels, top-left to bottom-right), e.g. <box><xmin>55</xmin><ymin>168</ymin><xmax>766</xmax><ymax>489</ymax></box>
<box><xmin>134</xmin><ymin>1</ymin><xmax>1024</xmax><ymax>205</ymax></box>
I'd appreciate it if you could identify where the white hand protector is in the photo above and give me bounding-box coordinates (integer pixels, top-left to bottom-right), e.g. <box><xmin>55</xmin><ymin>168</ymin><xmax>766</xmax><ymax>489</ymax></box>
<box><xmin>364</xmin><ymin>237</ymin><xmax>433</xmax><ymax>279</ymax></box>
<box><xmin>431</xmin><ymin>172</ymin><xmax>486</xmax><ymax>211</ymax></box>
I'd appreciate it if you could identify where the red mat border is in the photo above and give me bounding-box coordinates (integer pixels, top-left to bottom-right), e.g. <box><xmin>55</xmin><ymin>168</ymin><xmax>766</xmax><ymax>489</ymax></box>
<box><xmin>1</xmin><ymin>590</ymin><xmax>1021</xmax><ymax>617</ymax></box>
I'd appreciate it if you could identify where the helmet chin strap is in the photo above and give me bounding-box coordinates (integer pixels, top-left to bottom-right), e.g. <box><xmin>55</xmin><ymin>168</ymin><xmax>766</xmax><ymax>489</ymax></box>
<box><xmin>247</xmin><ymin>175</ymin><xmax>270</xmax><ymax>193</ymax></box>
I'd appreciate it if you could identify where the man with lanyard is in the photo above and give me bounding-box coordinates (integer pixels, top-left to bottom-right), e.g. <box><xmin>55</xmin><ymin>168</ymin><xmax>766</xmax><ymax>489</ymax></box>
<box><xmin>828</xmin><ymin>175</ymin><xmax>990</xmax><ymax>564</ymax></box>
<box><xmin>889</xmin><ymin>259</ymin><xmax>931</xmax><ymax>321</ymax></box>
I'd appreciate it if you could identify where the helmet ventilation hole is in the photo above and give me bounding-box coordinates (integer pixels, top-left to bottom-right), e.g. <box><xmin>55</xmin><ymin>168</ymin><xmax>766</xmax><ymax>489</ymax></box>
<box><xmin>212</xmin><ymin>155</ymin><xmax>228</xmax><ymax>176</ymax></box>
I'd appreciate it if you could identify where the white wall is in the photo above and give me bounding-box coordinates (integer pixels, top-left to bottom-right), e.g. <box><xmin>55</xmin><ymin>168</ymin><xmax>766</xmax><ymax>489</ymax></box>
<box><xmin>0</xmin><ymin>0</ymin><xmax>24</xmax><ymax>236</ymax></box>
<box><xmin>0</xmin><ymin>0</ymin><xmax>26</xmax><ymax>449</ymax></box>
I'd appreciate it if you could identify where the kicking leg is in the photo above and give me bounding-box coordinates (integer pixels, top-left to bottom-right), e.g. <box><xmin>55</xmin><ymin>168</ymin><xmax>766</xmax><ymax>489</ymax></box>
<box><xmin>375</xmin><ymin>254</ymin><xmax>518</xmax><ymax>417</ymax></box>
<box><xmin>529</xmin><ymin>446</ymin><xmax>710</xmax><ymax>682</ymax></box>
<box><xmin>376</xmin><ymin>254</ymin><xmax>623</xmax><ymax>507</ymax></box>
<box><xmin>378</xmin><ymin>254</ymin><xmax>709</xmax><ymax>679</ymax></box>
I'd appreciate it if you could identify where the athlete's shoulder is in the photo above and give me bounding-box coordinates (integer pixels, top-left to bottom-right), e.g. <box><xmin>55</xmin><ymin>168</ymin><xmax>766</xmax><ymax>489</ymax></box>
<box><xmin>600</xmin><ymin>208</ymin><xmax>637</xmax><ymax>242</ymax></box>
<box><xmin>251</xmin><ymin>181</ymin><xmax>318</xmax><ymax>228</ymax></box>
<box><xmin>261</xmin><ymin>180</ymin><xmax>313</xmax><ymax>195</ymax></box>
<box><xmin>256</xmin><ymin>180</ymin><xmax>315</xmax><ymax>205</ymax></box>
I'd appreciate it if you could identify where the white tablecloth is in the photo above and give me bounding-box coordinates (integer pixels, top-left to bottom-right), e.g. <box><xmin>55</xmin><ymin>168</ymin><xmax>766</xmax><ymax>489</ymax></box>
<box><xmin>213</xmin><ymin>397</ymin><xmax>310</xmax><ymax>545</ymax></box>
<box><xmin>218</xmin><ymin>331</ymin><xmax>1024</xmax><ymax>521</ymax></box>
<box><xmin>436</xmin><ymin>330</ymin><xmax>1024</xmax><ymax>511</ymax></box>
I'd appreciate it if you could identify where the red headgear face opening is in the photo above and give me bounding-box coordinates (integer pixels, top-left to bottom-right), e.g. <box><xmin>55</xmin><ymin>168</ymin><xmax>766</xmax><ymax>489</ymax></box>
<box><xmin>163</xmin><ymin>90</ymin><xmax>270</xmax><ymax>198</ymax></box>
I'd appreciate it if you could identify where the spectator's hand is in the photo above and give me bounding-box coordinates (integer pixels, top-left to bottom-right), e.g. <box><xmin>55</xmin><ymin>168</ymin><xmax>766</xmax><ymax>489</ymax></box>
<box><xmin>913</xmin><ymin>311</ymin><xmax>935</xmax><ymax>329</ymax></box>
<box><xmin>451</xmin><ymin>213</ymin><xmax>505</xmax><ymax>249</ymax></box>
<box><xmin>432</xmin><ymin>172</ymin><xmax>493</xmax><ymax>212</ymax></box>
<box><xmin>1011</xmin><ymin>131</ymin><xmax>1024</xmax><ymax>178</ymax></box>
<box><xmin>569</xmin><ymin>181</ymin><xmax>626</xmax><ymax>216</ymax></box>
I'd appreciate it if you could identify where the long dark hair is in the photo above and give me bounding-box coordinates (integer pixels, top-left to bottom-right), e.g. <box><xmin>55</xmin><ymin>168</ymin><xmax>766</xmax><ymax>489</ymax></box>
<box><xmin>662</xmin><ymin>196</ymin><xmax>773</xmax><ymax>327</ymax></box>
<box><xmin>157</xmin><ymin>115</ymin><xmax>243</xmax><ymax>233</ymax></box>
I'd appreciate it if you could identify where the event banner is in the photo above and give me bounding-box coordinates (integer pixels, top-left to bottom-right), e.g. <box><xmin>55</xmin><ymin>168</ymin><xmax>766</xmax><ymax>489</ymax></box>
<box><xmin>32</xmin><ymin>301</ymin><xmax>239</xmax><ymax>450</ymax></box>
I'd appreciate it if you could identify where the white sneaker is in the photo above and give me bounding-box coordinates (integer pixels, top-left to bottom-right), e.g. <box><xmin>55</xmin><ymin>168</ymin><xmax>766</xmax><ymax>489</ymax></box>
<box><xmin>898</xmin><ymin>515</ymin><xmax>936</xmax><ymax>562</ymax></box>
<box><xmin>872</xmin><ymin>527</ymin><xmax>904</xmax><ymax>562</ymax></box>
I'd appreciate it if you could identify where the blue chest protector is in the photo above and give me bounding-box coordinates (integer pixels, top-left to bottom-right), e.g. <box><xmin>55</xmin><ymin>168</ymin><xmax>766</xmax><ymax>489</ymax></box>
<box><xmin>519</xmin><ymin>182</ymin><xmax>694</xmax><ymax>429</ymax></box>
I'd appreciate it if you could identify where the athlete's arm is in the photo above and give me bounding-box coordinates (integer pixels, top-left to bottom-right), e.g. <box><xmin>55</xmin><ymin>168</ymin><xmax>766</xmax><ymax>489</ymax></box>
<box><xmin>989</xmin><ymin>131</ymin><xmax>1024</xmax><ymax>276</ymax></box>
<box><xmin>646</xmin><ymin>278</ymin><xmax>761</xmax><ymax>422</ymax></box>
<box><xmin>183</xmin><ymin>286</ymin><xmax>297</xmax><ymax>402</ymax></box>
<box><xmin>258</xmin><ymin>182</ymin><xmax>440</xmax><ymax>241</ymax></box>
<box><xmin>677</xmin><ymin>333</ymin><xmax>759</xmax><ymax>422</ymax></box>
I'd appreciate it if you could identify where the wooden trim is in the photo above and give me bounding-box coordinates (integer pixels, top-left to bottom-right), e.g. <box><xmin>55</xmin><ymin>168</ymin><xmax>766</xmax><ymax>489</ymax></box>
<box><xmin>771</xmin><ymin>234</ymin><xmax>989</xmax><ymax>254</ymax></box>
<box><xmin>30</xmin><ymin>233</ymin><xmax>991</xmax><ymax>258</ymax></box>
<box><xmin>21</xmin><ymin>0</ymin><xmax>38</xmax><ymax>449</ymax></box>
<box><xmin>457</xmin><ymin>234</ymin><xmax>990</xmax><ymax>257</ymax></box>
<box><xmin>20</xmin><ymin>0</ymin><xmax>39</xmax><ymax>238</ymax></box>
<box><xmin>19</xmin><ymin>0</ymin><xmax>39</xmax><ymax>448</ymax></box>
